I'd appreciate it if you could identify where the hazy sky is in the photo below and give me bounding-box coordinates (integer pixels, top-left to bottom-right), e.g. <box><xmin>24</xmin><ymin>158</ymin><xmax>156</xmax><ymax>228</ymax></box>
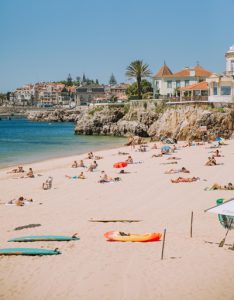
<box><xmin>0</xmin><ymin>0</ymin><xmax>234</xmax><ymax>92</ymax></box>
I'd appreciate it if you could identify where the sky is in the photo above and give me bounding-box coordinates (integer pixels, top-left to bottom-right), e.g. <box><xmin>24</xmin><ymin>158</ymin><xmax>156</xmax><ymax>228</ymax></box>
<box><xmin>0</xmin><ymin>0</ymin><xmax>234</xmax><ymax>92</ymax></box>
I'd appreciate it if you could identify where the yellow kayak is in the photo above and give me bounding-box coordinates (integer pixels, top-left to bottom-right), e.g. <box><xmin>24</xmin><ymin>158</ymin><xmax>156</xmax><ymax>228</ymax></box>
<box><xmin>104</xmin><ymin>231</ymin><xmax>161</xmax><ymax>242</ymax></box>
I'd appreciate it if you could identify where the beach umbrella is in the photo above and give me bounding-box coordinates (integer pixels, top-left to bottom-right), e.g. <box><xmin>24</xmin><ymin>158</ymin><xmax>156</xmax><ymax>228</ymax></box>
<box><xmin>113</xmin><ymin>162</ymin><xmax>128</xmax><ymax>169</ymax></box>
<box><xmin>215</xmin><ymin>137</ymin><xmax>223</xmax><ymax>142</ymax></box>
<box><xmin>161</xmin><ymin>145</ymin><xmax>171</xmax><ymax>151</ymax></box>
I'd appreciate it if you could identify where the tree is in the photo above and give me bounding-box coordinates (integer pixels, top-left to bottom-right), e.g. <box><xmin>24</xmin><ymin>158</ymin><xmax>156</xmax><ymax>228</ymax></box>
<box><xmin>67</xmin><ymin>74</ymin><xmax>73</xmax><ymax>86</ymax></box>
<box><xmin>125</xmin><ymin>60</ymin><xmax>151</xmax><ymax>99</ymax></box>
<box><xmin>126</xmin><ymin>79</ymin><xmax>153</xmax><ymax>100</ymax></box>
<box><xmin>95</xmin><ymin>79</ymin><xmax>99</xmax><ymax>85</ymax></box>
<box><xmin>109</xmin><ymin>73</ymin><xmax>117</xmax><ymax>85</ymax></box>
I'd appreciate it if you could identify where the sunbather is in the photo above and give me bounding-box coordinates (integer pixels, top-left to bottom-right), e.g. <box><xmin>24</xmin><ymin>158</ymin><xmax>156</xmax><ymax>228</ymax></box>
<box><xmin>87</xmin><ymin>161</ymin><xmax>98</xmax><ymax>172</ymax></box>
<box><xmin>87</xmin><ymin>152</ymin><xmax>94</xmax><ymax>159</ymax></box>
<box><xmin>209</xmin><ymin>182</ymin><xmax>234</xmax><ymax>190</ymax></box>
<box><xmin>98</xmin><ymin>171</ymin><xmax>112</xmax><ymax>183</ymax></box>
<box><xmin>151</xmin><ymin>143</ymin><xmax>157</xmax><ymax>149</ymax></box>
<box><xmin>167</xmin><ymin>156</ymin><xmax>181</xmax><ymax>160</ymax></box>
<box><xmin>26</xmin><ymin>168</ymin><xmax>34</xmax><ymax>178</ymax></box>
<box><xmin>72</xmin><ymin>160</ymin><xmax>78</xmax><ymax>168</ymax></box>
<box><xmin>152</xmin><ymin>153</ymin><xmax>163</xmax><ymax>158</ymax></box>
<box><xmin>7</xmin><ymin>166</ymin><xmax>25</xmax><ymax>173</ymax></box>
<box><xmin>213</xmin><ymin>149</ymin><xmax>221</xmax><ymax>157</ymax></box>
<box><xmin>125</xmin><ymin>156</ymin><xmax>133</xmax><ymax>164</ymax></box>
<box><xmin>42</xmin><ymin>177</ymin><xmax>53</xmax><ymax>190</ymax></box>
<box><xmin>94</xmin><ymin>155</ymin><xmax>103</xmax><ymax>160</ymax></box>
<box><xmin>8</xmin><ymin>196</ymin><xmax>33</xmax><ymax>206</ymax></box>
<box><xmin>165</xmin><ymin>167</ymin><xmax>190</xmax><ymax>174</ymax></box>
<box><xmin>171</xmin><ymin>177</ymin><xmax>199</xmax><ymax>183</ymax></box>
<box><xmin>205</xmin><ymin>156</ymin><xmax>216</xmax><ymax>166</ymax></box>
<box><xmin>118</xmin><ymin>151</ymin><xmax>129</xmax><ymax>155</ymax></box>
<box><xmin>78</xmin><ymin>172</ymin><xmax>86</xmax><ymax>179</ymax></box>
<box><xmin>77</xmin><ymin>160</ymin><xmax>85</xmax><ymax>167</ymax></box>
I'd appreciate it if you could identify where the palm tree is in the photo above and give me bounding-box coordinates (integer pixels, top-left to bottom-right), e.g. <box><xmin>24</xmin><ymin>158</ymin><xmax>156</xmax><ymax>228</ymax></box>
<box><xmin>126</xmin><ymin>60</ymin><xmax>152</xmax><ymax>99</ymax></box>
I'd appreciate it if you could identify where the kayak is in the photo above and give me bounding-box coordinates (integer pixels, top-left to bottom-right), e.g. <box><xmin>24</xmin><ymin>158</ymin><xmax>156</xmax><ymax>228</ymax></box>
<box><xmin>104</xmin><ymin>231</ymin><xmax>162</xmax><ymax>242</ymax></box>
<box><xmin>8</xmin><ymin>235</ymin><xmax>80</xmax><ymax>242</ymax></box>
<box><xmin>0</xmin><ymin>248</ymin><xmax>61</xmax><ymax>256</ymax></box>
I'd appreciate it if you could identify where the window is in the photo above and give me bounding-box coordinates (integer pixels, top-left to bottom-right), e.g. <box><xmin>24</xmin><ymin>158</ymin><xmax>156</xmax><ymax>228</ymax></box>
<box><xmin>213</xmin><ymin>87</ymin><xmax>218</xmax><ymax>95</ymax></box>
<box><xmin>185</xmin><ymin>80</ymin><xmax>189</xmax><ymax>87</ymax></box>
<box><xmin>176</xmin><ymin>80</ymin><xmax>180</xmax><ymax>88</ymax></box>
<box><xmin>231</xmin><ymin>60</ymin><xmax>234</xmax><ymax>72</ymax></box>
<box><xmin>167</xmin><ymin>81</ymin><xmax>172</xmax><ymax>88</ymax></box>
<box><xmin>155</xmin><ymin>81</ymin><xmax>159</xmax><ymax>88</ymax></box>
<box><xmin>221</xmin><ymin>86</ymin><xmax>231</xmax><ymax>95</ymax></box>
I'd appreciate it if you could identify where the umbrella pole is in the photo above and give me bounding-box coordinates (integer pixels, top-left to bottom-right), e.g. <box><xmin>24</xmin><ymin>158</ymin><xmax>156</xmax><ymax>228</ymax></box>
<box><xmin>219</xmin><ymin>219</ymin><xmax>233</xmax><ymax>247</ymax></box>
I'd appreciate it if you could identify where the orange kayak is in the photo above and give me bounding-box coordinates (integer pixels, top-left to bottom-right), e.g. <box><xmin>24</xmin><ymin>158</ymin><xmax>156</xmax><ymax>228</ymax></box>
<box><xmin>104</xmin><ymin>231</ymin><xmax>161</xmax><ymax>242</ymax></box>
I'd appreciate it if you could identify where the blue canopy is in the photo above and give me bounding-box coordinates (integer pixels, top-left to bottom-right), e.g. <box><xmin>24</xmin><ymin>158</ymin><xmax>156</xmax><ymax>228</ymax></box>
<box><xmin>215</xmin><ymin>137</ymin><xmax>223</xmax><ymax>142</ymax></box>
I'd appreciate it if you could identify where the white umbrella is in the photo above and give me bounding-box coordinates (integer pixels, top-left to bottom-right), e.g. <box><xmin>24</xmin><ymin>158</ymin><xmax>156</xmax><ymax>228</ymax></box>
<box><xmin>205</xmin><ymin>198</ymin><xmax>234</xmax><ymax>217</ymax></box>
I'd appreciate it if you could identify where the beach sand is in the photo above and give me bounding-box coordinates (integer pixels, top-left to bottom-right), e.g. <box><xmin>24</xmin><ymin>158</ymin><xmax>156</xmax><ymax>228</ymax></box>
<box><xmin>0</xmin><ymin>140</ymin><xmax>233</xmax><ymax>300</ymax></box>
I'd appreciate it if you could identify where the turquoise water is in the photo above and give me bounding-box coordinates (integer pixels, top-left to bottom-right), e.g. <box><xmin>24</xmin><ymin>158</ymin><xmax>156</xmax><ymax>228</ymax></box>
<box><xmin>0</xmin><ymin>117</ymin><xmax>126</xmax><ymax>168</ymax></box>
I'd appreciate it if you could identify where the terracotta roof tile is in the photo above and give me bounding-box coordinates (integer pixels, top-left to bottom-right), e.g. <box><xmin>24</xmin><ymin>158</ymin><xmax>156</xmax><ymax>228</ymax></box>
<box><xmin>167</xmin><ymin>65</ymin><xmax>212</xmax><ymax>78</ymax></box>
<box><xmin>179</xmin><ymin>81</ymin><xmax>208</xmax><ymax>91</ymax></box>
<box><xmin>154</xmin><ymin>63</ymin><xmax>173</xmax><ymax>77</ymax></box>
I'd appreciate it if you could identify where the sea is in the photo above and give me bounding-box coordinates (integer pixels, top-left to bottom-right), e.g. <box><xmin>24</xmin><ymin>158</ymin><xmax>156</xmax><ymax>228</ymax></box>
<box><xmin>0</xmin><ymin>117</ymin><xmax>126</xmax><ymax>168</ymax></box>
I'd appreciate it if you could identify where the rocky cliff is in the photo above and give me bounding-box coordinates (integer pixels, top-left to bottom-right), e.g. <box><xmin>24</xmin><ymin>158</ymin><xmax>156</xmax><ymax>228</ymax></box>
<box><xmin>74</xmin><ymin>102</ymin><xmax>234</xmax><ymax>140</ymax></box>
<box><xmin>27</xmin><ymin>109</ymin><xmax>81</xmax><ymax>122</ymax></box>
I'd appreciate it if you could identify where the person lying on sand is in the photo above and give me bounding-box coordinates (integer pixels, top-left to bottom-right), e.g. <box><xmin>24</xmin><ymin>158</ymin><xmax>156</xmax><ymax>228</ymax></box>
<box><xmin>87</xmin><ymin>161</ymin><xmax>98</xmax><ymax>172</ymax></box>
<box><xmin>7</xmin><ymin>166</ymin><xmax>25</xmax><ymax>174</ymax></box>
<box><xmin>118</xmin><ymin>151</ymin><xmax>130</xmax><ymax>155</ymax></box>
<box><xmin>78</xmin><ymin>172</ymin><xmax>86</xmax><ymax>179</ymax></box>
<box><xmin>207</xmin><ymin>182</ymin><xmax>234</xmax><ymax>190</ymax></box>
<box><xmin>167</xmin><ymin>156</ymin><xmax>181</xmax><ymax>160</ymax></box>
<box><xmin>152</xmin><ymin>153</ymin><xmax>163</xmax><ymax>158</ymax></box>
<box><xmin>165</xmin><ymin>167</ymin><xmax>190</xmax><ymax>174</ymax></box>
<box><xmin>161</xmin><ymin>161</ymin><xmax>178</xmax><ymax>165</ymax></box>
<box><xmin>98</xmin><ymin>171</ymin><xmax>113</xmax><ymax>183</ymax></box>
<box><xmin>171</xmin><ymin>177</ymin><xmax>199</xmax><ymax>183</ymax></box>
<box><xmin>7</xmin><ymin>196</ymin><xmax>33</xmax><ymax>206</ymax></box>
<box><xmin>205</xmin><ymin>156</ymin><xmax>216</xmax><ymax>166</ymax></box>
<box><xmin>125</xmin><ymin>156</ymin><xmax>133</xmax><ymax>164</ymax></box>
<box><xmin>94</xmin><ymin>155</ymin><xmax>103</xmax><ymax>160</ymax></box>
<box><xmin>72</xmin><ymin>160</ymin><xmax>78</xmax><ymax>168</ymax></box>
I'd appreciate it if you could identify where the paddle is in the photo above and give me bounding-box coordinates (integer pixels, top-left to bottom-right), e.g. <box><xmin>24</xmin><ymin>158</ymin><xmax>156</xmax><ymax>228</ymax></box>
<box><xmin>219</xmin><ymin>219</ymin><xmax>233</xmax><ymax>247</ymax></box>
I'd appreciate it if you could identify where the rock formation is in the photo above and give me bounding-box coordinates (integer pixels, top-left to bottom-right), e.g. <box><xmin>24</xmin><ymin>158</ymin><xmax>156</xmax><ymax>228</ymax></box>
<box><xmin>74</xmin><ymin>102</ymin><xmax>234</xmax><ymax>140</ymax></box>
<box><xmin>27</xmin><ymin>109</ymin><xmax>81</xmax><ymax>122</ymax></box>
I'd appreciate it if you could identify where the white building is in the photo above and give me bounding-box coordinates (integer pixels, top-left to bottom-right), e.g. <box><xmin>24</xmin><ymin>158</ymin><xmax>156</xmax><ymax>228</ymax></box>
<box><xmin>207</xmin><ymin>45</ymin><xmax>234</xmax><ymax>103</ymax></box>
<box><xmin>152</xmin><ymin>63</ymin><xmax>212</xmax><ymax>98</ymax></box>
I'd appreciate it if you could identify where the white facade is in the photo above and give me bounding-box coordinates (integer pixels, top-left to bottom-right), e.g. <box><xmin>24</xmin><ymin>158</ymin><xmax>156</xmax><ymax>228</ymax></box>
<box><xmin>153</xmin><ymin>64</ymin><xmax>212</xmax><ymax>98</ymax></box>
<box><xmin>207</xmin><ymin>45</ymin><xmax>234</xmax><ymax>103</ymax></box>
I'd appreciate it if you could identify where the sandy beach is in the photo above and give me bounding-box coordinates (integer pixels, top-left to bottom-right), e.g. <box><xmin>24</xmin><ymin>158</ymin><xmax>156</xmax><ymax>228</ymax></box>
<box><xmin>0</xmin><ymin>140</ymin><xmax>234</xmax><ymax>300</ymax></box>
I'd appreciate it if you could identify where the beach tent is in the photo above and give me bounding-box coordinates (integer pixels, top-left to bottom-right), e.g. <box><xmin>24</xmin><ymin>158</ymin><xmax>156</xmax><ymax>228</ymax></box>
<box><xmin>215</xmin><ymin>137</ymin><xmax>223</xmax><ymax>142</ymax></box>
